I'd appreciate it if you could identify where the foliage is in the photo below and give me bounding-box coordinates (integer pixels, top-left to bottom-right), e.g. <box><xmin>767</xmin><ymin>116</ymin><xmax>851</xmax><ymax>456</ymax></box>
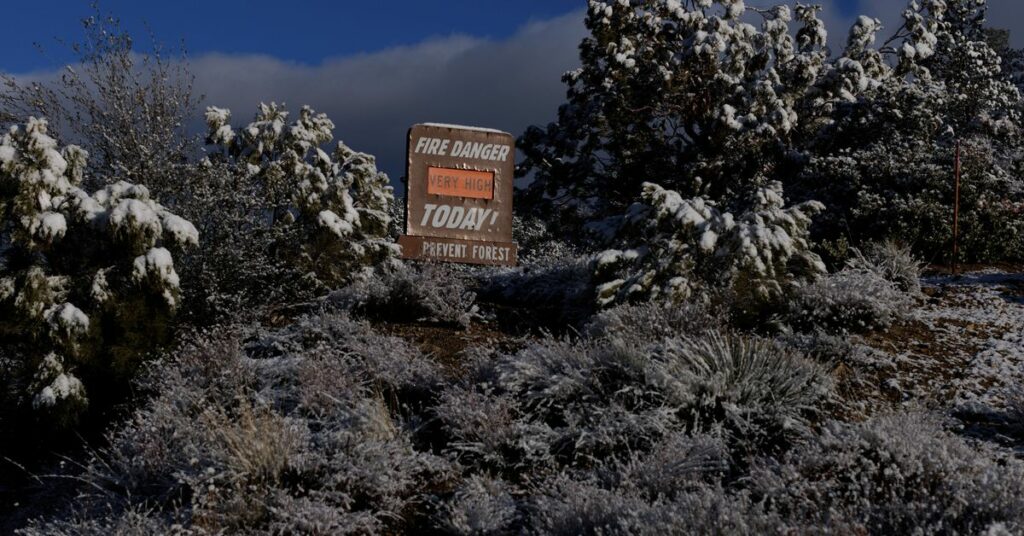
<box><xmin>0</xmin><ymin>8</ymin><xmax>198</xmax><ymax>194</ymax></box>
<box><xmin>847</xmin><ymin>241</ymin><xmax>924</xmax><ymax>295</ymax></box>
<box><xmin>0</xmin><ymin>117</ymin><xmax>196</xmax><ymax>425</ymax></box>
<box><xmin>203</xmin><ymin>103</ymin><xmax>400</xmax><ymax>290</ymax></box>
<box><xmin>752</xmin><ymin>412</ymin><xmax>1024</xmax><ymax>534</ymax></box>
<box><xmin>592</xmin><ymin>181</ymin><xmax>825</xmax><ymax>310</ymax></box>
<box><xmin>437</xmin><ymin>328</ymin><xmax>831</xmax><ymax>484</ymax></box>
<box><xmin>29</xmin><ymin>315</ymin><xmax>452</xmax><ymax>534</ymax></box>
<box><xmin>518</xmin><ymin>0</ymin><xmax>832</xmax><ymax>227</ymax></box>
<box><xmin>520</xmin><ymin>0</ymin><xmax>1024</xmax><ymax>262</ymax></box>
<box><xmin>327</xmin><ymin>263</ymin><xmax>479</xmax><ymax>329</ymax></box>
<box><xmin>782</xmin><ymin>266</ymin><xmax>914</xmax><ymax>334</ymax></box>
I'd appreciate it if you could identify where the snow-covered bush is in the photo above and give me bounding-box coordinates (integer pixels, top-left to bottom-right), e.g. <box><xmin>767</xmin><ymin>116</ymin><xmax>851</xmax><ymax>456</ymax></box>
<box><xmin>752</xmin><ymin>412</ymin><xmax>1024</xmax><ymax>534</ymax></box>
<box><xmin>0</xmin><ymin>117</ymin><xmax>196</xmax><ymax>424</ymax></box>
<box><xmin>592</xmin><ymin>181</ymin><xmax>826</xmax><ymax>310</ymax></box>
<box><xmin>479</xmin><ymin>253</ymin><xmax>595</xmax><ymax>331</ymax></box>
<box><xmin>437</xmin><ymin>475</ymin><xmax>520</xmax><ymax>535</ymax></box>
<box><xmin>847</xmin><ymin>241</ymin><xmax>924</xmax><ymax>295</ymax></box>
<box><xmin>204</xmin><ymin>103</ymin><xmax>399</xmax><ymax>290</ymax></box>
<box><xmin>437</xmin><ymin>329</ymin><xmax>830</xmax><ymax>484</ymax></box>
<box><xmin>527</xmin><ymin>473</ymin><xmax>775</xmax><ymax>536</ymax></box>
<box><xmin>172</xmin><ymin>160</ymin><xmax>321</xmax><ymax>324</ymax></box>
<box><xmin>585</xmin><ymin>300</ymin><xmax>722</xmax><ymax>345</ymax></box>
<box><xmin>328</xmin><ymin>263</ymin><xmax>479</xmax><ymax>329</ymax></box>
<box><xmin>782</xmin><ymin>267</ymin><xmax>914</xmax><ymax>334</ymax></box>
<box><xmin>31</xmin><ymin>315</ymin><xmax>454</xmax><ymax>534</ymax></box>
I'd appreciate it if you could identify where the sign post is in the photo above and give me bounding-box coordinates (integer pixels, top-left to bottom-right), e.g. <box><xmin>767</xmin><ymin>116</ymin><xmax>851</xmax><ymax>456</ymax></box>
<box><xmin>398</xmin><ymin>123</ymin><xmax>518</xmax><ymax>266</ymax></box>
<box><xmin>952</xmin><ymin>140</ymin><xmax>961</xmax><ymax>276</ymax></box>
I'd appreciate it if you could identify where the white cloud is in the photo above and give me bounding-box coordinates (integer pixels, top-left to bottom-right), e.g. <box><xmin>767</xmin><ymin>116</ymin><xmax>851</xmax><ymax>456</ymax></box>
<box><xmin>190</xmin><ymin>10</ymin><xmax>586</xmax><ymax>181</ymax></box>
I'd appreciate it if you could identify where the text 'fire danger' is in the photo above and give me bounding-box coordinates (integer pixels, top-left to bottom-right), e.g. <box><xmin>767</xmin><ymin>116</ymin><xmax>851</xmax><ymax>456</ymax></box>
<box><xmin>413</xmin><ymin>137</ymin><xmax>512</xmax><ymax>162</ymax></box>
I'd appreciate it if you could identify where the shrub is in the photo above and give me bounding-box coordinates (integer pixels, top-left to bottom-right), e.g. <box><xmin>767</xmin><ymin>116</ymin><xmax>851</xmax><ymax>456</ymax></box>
<box><xmin>436</xmin><ymin>330</ymin><xmax>831</xmax><ymax>484</ymax></box>
<box><xmin>328</xmin><ymin>263</ymin><xmax>479</xmax><ymax>329</ymax></box>
<box><xmin>203</xmin><ymin>103</ymin><xmax>400</xmax><ymax>291</ymax></box>
<box><xmin>782</xmin><ymin>267</ymin><xmax>914</xmax><ymax>334</ymax></box>
<box><xmin>752</xmin><ymin>412</ymin><xmax>1024</xmax><ymax>534</ymax></box>
<box><xmin>479</xmin><ymin>253</ymin><xmax>595</xmax><ymax>331</ymax></box>
<box><xmin>527</xmin><ymin>474</ymin><xmax>776</xmax><ymax>536</ymax></box>
<box><xmin>591</xmin><ymin>181</ymin><xmax>826</xmax><ymax>310</ymax></box>
<box><xmin>437</xmin><ymin>475</ymin><xmax>520</xmax><ymax>535</ymax></box>
<box><xmin>847</xmin><ymin>241</ymin><xmax>924</xmax><ymax>295</ymax></box>
<box><xmin>585</xmin><ymin>300</ymin><xmax>723</xmax><ymax>346</ymax></box>
<box><xmin>0</xmin><ymin>117</ymin><xmax>196</xmax><ymax>425</ymax></box>
<box><xmin>31</xmin><ymin>313</ymin><xmax>454</xmax><ymax>534</ymax></box>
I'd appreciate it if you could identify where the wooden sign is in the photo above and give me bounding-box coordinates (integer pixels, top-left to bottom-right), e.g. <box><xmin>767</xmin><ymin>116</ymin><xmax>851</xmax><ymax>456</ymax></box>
<box><xmin>398</xmin><ymin>123</ymin><xmax>517</xmax><ymax>266</ymax></box>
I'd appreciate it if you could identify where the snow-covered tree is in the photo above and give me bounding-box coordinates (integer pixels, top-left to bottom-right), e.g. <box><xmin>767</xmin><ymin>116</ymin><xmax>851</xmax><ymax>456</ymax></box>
<box><xmin>203</xmin><ymin>103</ymin><xmax>399</xmax><ymax>288</ymax></box>
<box><xmin>0</xmin><ymin>117</ymin><xmax>197</xmax><ymax>424</ymax></box>
<box><xmin>592</xmin><ymin>181</ymin><xmax>825</xmax><ymax>310</ymax></box>
<box><xmin>793</xmin><ymin>0</ymin><xmax>1024</xmax><ymax>261</ymax></box>
<box><xmin>518</xmin><ymin>0</ymin><xmax>832</xmax><ymax>228</ymax></box>
<box><xmin>521</xmin><ymin>0</ymin><xmax>1024</xmax><ymax>262</ymax></box>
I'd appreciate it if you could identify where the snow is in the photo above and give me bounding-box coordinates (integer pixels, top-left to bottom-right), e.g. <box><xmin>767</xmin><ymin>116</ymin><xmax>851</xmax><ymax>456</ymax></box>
<box><xmin>32</xmin><ymin>354</ymin><xmax>86</xmax><ymax>409</ymax></box>
<box><xmin>161</xmin><ymin>213</ymin><xmax>200</xmax><ymax>246</ymax></box>
<box><xmin>318</xmin><ymin>209</ymin><xmax>354</xmax><ymax>238</ymax></box>
<box><xmin>110</xmin><ymin>198</ymin><xmax>162</xmax><ymax>242</ymax></box>
<box><xmin>133</xmin><ymin>247</ymin><xmax>181</xmax><ymax>307</ymax></box>
<box><xmin>420</xmin><ymin>123</ymin><xmax>510</xmax><ymax>136</ymax></box>
<box><xmin>30</xmin><ymin>211</ymin><xmax>67</xmax><ymax>243</ymax></box>
<box><xmin>44</xmin><ymin>302</ymin><xmax>90</xmax><ymax>337</ymax></box>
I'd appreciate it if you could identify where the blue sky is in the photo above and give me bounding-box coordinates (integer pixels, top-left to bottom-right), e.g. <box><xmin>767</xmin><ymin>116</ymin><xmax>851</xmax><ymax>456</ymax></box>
<box><xmin>1</xmin><ymin>1</ymin><xmax>583</xmax><ymax>72</ymax></box>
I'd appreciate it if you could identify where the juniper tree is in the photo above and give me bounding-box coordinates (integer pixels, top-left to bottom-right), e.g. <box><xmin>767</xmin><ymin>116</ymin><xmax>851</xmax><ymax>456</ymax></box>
<box><xmin>0</xmin><ymin>118</ymin><xmax>197</xmax><ymax>424</ymax></box>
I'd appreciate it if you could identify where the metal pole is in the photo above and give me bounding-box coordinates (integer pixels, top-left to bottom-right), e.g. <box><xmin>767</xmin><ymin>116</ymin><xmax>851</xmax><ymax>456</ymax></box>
<box><xmin>952</xmin><ymin>140</ymin><xmax>961</xmax><ymax>276</ymax></box>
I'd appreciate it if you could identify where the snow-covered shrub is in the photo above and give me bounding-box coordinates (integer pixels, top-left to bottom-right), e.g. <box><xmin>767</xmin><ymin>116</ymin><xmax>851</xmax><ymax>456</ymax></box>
<box><xmin>752</xmin><ymin>412</ymin><xmax>1024</xmax><ymax>534</ymax></box>
<box><xmin>173</xmin><ymin>160</ymin><xmax>320</xmax><ymax>324</ymax></box>
<box><xmin>0</xmin><ymin>117</ymin><xmax>196</xmax><ymax>424</ymax></box>
<box><xmin>437</xmin><ymin>329</ymin><xmax>830</xmax><ymax>483</ymax></box>
<box><xmin>585</xmin><ymin>300</ymin><xmax>723</xmax><ymax>347</ymax></box>
<box><xmin>527</xmin><ymin>474</ymin><xmax>777</xmax><ymax>536</ymax></box>
<box><xmin>592</xmin><ymin>181</ymin><xmax>826</xmax><ymax>310</ymax></box>
<box><xmin>847</xmin><ymin>241</ymin><xmax>924</xmax><ymax>295</ymax></box>
<box><xmin>782</xmin><ymin>267</ymin><xmax>914</xmax><ymax>334</ymax></box>
<box><xmin>32</xmin><ymin>314</ymin><xmax>454</xmax><ymax>534</ymax></box>
<box><xmin>328</xmin><ymin>263</ymin><xmax>479</xmax><ymax>329</ymax></box>
<box><xmin>513</xmin><ymin>214</ymin><xmax>586</xmax><ymax>265</ymax></box>
<box><xmin>479</xmin><ymin>253</ymin><xmax>595</xmax><ymax>331</ymax></box>
<box><xmin>203</xmin><ymin>103</ymin><xmax>399</xmax><ymax>290</ymax></box>
<box><xmin>19</xmin><ymin>506</ymin><xmax>187</xmax><ymax>536</ymax></box>
<box><xmin>437</xmin><ymin>475</ymin><xmax>519</xmax><ymax>535</ymax></box>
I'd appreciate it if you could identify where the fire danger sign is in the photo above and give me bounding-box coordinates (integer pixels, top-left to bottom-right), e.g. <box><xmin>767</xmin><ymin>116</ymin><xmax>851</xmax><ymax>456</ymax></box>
<box><xmin>398</xmin><ymin>123</ymin><xmax>517</xmax><ymax>266</ymax></box>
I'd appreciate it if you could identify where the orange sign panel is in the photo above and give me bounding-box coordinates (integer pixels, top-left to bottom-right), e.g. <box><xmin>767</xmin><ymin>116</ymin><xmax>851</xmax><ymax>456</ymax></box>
<box><xmin>427</xmin><ymin>167</ymin><xmax>495</xmax><ymax>200</ymax></box>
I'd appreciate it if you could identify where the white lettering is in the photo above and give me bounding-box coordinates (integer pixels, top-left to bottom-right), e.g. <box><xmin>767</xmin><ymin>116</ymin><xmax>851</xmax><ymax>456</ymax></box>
<box><xmin>421</xmin><ymin>203</ymin><xmax>437</xmax><ymax>227</ymax></box>
<box><xmin>432</xmin><ymin>205</ymin><xmax>451</xmax><ymax>227</ymax></box>
<box><xmin>445</xmin><ymin>207</ymin><xmax>465</xmax><ymax>229</ymax></box>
